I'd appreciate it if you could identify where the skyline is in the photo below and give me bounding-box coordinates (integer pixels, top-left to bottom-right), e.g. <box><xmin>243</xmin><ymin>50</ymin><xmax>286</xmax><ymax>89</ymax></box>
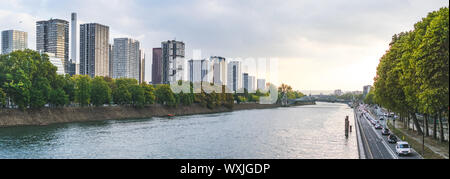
<box><xmin>0</xmin><ymin>0</ymin><xmax>448</xmax><ymax>91</ymax></box>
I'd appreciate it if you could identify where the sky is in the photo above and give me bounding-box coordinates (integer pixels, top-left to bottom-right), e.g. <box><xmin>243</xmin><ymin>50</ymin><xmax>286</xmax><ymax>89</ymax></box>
<box><xmin>0</xmin><ymin>0</ymin><xmax>448</xmax><ymax>92</ymax></box>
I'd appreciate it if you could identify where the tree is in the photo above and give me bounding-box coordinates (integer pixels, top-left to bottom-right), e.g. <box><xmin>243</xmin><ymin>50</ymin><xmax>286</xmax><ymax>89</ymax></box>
<box><xmin>179</xmin><ymin>91</ymin><xmax>193</xmax><ymax>106</ymax></box>
<box><xmin>373</xmin><ymin>7</ymin><xmax>449</xmax><ymax>138</ymax></box>
<box><xmin>141</xmin><ymin>83</ymin><xmax>156</xmax><ymax>105</ymax></box>
<box><xmin>48</xmin><ymin>88</ymin><xmax>68</xmax><ymax>107</ymax></box>
<box><xmin>112</xmin><ymin>78</ymin><xmax>136</xmax><ymax>105</ymax></box>
<box><xmin>30</xmin><ymin>76</ymin><xmax>51</xmax><ymax>109</ymax></box>
<box><xmin>0</xmin><ymin>50</ymin><xmax>35</xmax><ymax>109</ymax></box>
<box><xmin>129</xmin><ymin>84</ymin><xmax>145</xmax><ymax>108</ymax></box>
<box><xmin>63</xmin><ymin>75</ymin><xmax>76</xmax><ymax>103</ymax></box>
<box><xmin>91</xmin><ymin>76</ymin><xmax>111</xmax><ymax>107</ymax></box>
<box><xmin>364</xmin><ymin>89</ymin><xmax>375</xmax><ymax>105</ymax></box>
<box><xmin>415</xmin><ymin>7</ymin><xmax>449</xmax><ymax>141</ymax></box>
<box><xmin>0</xmin><ymin>88</ymin><xmax>5</xmax><ymax>108</ymax></box>
<box><xmin>74</xmin><ymin>75</ymin><xmax>91</xmax><ymax>107</ymax></box>
<box><xmin>155</xmin><ymin>84</ymin><xmax>176</xmax><ymax>107</ymax></box>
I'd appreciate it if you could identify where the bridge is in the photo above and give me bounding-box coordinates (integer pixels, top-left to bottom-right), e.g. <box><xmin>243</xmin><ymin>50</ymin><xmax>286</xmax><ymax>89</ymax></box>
<box><xmin>287</xmin><ymin>95</ymin><xmax>353</xmax><ymax>106</ymax></box>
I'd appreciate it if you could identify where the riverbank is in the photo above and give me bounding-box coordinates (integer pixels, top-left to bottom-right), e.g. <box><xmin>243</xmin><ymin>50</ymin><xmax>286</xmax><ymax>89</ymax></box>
<box><xmin>0</xmin><ymin>103</ymin><xmax>295</xmax><ymax>128</ymax></box>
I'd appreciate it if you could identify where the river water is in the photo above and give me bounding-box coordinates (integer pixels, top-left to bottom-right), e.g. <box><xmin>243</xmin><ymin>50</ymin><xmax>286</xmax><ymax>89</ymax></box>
<box><xmin>0</xmin><ymin>102</ymin><xmax>358</xmax><ymax>159</ymax></box>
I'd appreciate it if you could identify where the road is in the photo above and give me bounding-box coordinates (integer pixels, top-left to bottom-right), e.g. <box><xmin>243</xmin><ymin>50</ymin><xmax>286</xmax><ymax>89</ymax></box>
<box><xmin>355</xmin><ymin>106</ymin><xmax>422</xmax><ymax>159</ymax></box>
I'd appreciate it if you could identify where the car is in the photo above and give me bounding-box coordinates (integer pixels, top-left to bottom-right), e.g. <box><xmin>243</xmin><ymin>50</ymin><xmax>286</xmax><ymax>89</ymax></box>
<box><xmin>382</xmin><ymin>128</ymin><xmax>390</xmax><ymax>135</ymax></box>
<box><xmin>379</xmin><ymin>117</ymin><xmax>384</xmax><ymax>120</ymax></box>
<box><xmin>396</xmin><ymin>142</ymin><xmax>412</xmax><ymax>156</ymax></box>
<box><xmin>388</xmin><ymin>134</ymin><xmax>398</xmax><ymax>143</ymax></box>
<box><xmin>372</xmin><ymin>120</ymin><xmax>379</xmax><ymax>126</ymax></box>
<box><xmin>375</xmin><ymin>124</ymin><xmax>383</xmax><ymax>129</ymax></box>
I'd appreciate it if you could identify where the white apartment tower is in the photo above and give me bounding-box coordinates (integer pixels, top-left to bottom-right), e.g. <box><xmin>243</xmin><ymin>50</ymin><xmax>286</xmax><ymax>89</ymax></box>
<box><xmin>71</xmin><ymin>13</ymin><xmax>78</xmax><ymax>75</ymax></box>
<box><xmin>188</xmin><ymin>59</ymin><xmax>212</xmax><ymax>83</ymax></box>
<box><xmin>211</xmin><ymin>56</ymin><xmax>227</xmax><ymax>86</ymax></box>
<box><xmin>227</xmin><ymin>61</ymin><xmax>242</xmax><ymax>92</ymax></box>
<box><xmin>112</xmin><ymin>38</ymin><xmax>141</xmax><ymax>82</ymax></box>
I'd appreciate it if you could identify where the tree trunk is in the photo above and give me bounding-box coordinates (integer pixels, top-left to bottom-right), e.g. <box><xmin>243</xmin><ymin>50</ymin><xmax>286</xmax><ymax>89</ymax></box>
<box><xmin>404</xmin><ymin>113</ymin><xmax>407</xmax><ymax>128</ymax></box>
<box><xmin>407</xmin><ymin>115</ymin><xmax>411</xmax><ymax>130</ymax></box>
<box><xmin>433</xmin><ymin>114</ymin><xmax>437</xmax><ymax>139</ymax></box>
<box><xmin>411</xmin><ymin>113</ymin><xmax>423</xmax><ymax>135</ymax></box>
<box><xmin>425</xmin><ymin>114</ymin><xmax>429</xmax><ymax>137</ymax></box>
<box><xmin>438</xmin><ymin>111</ymin><xmax>444</xmax><ymax>142</ymax></box>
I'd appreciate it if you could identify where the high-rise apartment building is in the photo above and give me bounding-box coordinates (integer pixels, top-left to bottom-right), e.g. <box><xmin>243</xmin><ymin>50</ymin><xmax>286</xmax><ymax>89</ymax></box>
<box><xmin>80</xmin><ymin>23</ymin><xmax>110</xmax><ymax>77</ymax></box>
<box><xmin>188</xmin><ymin>59</ymin><xmax>212</xmax><ymax>83</ymax></box>
<box><xmin>139</xmin><ymin>50</ymin><xmax>145</xmax><ymax>84</ymax></box>
<box><xmin>211</xmin><ymin>56</ymin><xmax>227</xmax><ymax>86</ymax></box>
<box><xmin>363</xmin><ymin>85</ymin><xmax>372</xmax><ymax>97</ymax></box>
<box><xmin>248</xmin><ymin>75</ymin><xmax>256</xmax><ymax>93</ymax></box>
<box><xmin>46</xmin><ymin>53</ymin><xmax>65</xmax><ymax>75</ymax></box>
<box><xmin>36</xmin><ymin>19</ymin><xmax>69</xmax><ymax>74</ymax></box>
<box><xmin>227</xmin><ymin>61</ymin><xmax>242</xmax><ymax>92</ymax></box>
<box><xmin>257</xmin><ymin>79</ymin><xmax>266</xmax><ymax>91</ymax></box>
<box><xmin>152</xmin><ymin>48</ymin><xmax>163</xmax><ymax>84</ymax></box>
<box><xmin>109</xmin><ymin>44</ymin><xmax>113</xmax><ymax>77</ymax></box>
<box><xmin>111</xmin><ymin>38</ymin><xmax>140</xmax><ymax>81</ymax></box>
<box><xmin>162</xmin><ymin>40</ymin><xmax>185</xmax><ymax>84</ymax></box>
<box><xmin>70</xmin><ymin>12</ymin><xmax>78</xmax><ymax>75</ymax></box>
<box><xmin>1</xmin><ymin>30</ymin><xmax>28</xmax><ymax>54</ymax></box>
<box><xmin>243</xmin><ymin>73</ymin><xmax>249</xmax><ymax>92</ymax></box>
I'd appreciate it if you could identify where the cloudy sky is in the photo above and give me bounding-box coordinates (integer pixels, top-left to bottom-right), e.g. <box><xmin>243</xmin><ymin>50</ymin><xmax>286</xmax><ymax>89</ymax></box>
<box><xmin>1</xmin><ymin>0</ymin><xmax>448</xmax><ymax>92</ymax></box>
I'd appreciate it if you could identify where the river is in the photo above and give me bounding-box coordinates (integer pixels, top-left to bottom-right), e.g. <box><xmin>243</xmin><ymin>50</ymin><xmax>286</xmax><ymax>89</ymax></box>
<box><xmin>0</xmin><ymin>102</ymin><xmax>358</xmax><ymax>159</ymax></box>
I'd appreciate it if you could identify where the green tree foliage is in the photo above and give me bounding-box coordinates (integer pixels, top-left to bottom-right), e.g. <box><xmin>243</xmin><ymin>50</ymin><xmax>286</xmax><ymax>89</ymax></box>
<box><xmin>74</xmin><ymin>75</ymin><xmax>91</xmax><ymax>107</ymax></box>
<box><xmin>0</xmin><ymin>50</ymin><xmax>56</xmax><ymax>109</ymax></box>
<box><xmin>63</xmin><ymin>75</ymin><xmax>76</xmax><ymax>103</ymax></box>
<box><xmin>129</xmin><ymin>84</ymin><xmax>145</xmax><ymax>108</ymax></box>
<box><xmin>112</xmin><ymin>78</ymin><xmax>136</xmax><ymax>105</ymax></box>
<box><xmin>0</xmin><ymin>88</ymin><xmax>6</xmax><ymax>108</ymax></box>
<box><xmin>277</xmin><ymin>83</ymin><xmax>305</xmax><ymax>101</ymax></box>
<box><xmin>91</xmin><ymin>76</ymin><xmax>112</xmax><ymax>107</ymax></box>
<box><xmin>364</xmin><ymin>89</ymin><xmax>375</xmax><ymax>105</ymax></box>
<box><xmin>155</xmin><ymin>84</ymin><xmax>176</xmax><ymax>107</ymax></box>
<box><xmin>372</xmin><ymin>7</ymin><xmax>449</xmax><ymax>136</ymax></box>
<box><xmin>141</xmin><ymin>83</ymin><xmax>156</xmax><ymax>105</ymax></box>
<box><xmin>30</xmin><ymin>76</ymin><xmax>51</xmax><ymax>108</ymax></box>
<box><xmin>179</xmin><ymin>91</ymin><xmax>194</xmax><ymax>106</ymax></box>
<box><xmin>48</xmin><ymin>88</ymin><xmax>68</xmax><ymax>107</ymax></box>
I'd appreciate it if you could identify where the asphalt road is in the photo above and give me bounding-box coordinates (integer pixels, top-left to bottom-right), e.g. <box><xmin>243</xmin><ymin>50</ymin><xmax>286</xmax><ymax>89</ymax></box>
<box><xmin>355</xmin><ymin>107</ymin><xmax>422</xmax><ymax>159</ymax></box>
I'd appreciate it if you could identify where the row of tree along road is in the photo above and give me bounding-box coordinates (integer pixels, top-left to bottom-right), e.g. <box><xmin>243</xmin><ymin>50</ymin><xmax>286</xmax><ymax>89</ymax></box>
<box><xmin>365</xmin><ymin>7</ymin><xmax>448</xmax><ymax>142</ymax></box>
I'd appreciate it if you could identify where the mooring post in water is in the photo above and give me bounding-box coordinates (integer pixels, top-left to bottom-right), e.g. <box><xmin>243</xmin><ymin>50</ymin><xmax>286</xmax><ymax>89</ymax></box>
<box><xmin>345</xmin><ymin>116</ymin><xmax>349</xmax><ymax>138</ymax></box>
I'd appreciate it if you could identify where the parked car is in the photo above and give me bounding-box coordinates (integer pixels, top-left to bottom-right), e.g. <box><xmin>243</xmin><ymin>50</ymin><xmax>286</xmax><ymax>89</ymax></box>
<box><xmin>379</xmin><ymin>117</ymin><xmax>384</xmax><ymax>120</ymax></box>
<box><xmin>396</xmin><ymin>142</ymin><xmax>412</xmax><ymax>156</ymax></box>
<box><xmin>382</xmin><ymin>128</ymin><xmax>390</xmax><ymax>135</ymax></box>
<box><xmin>375</xmin><ymin>124</ymin><xmax>383</xmax><ymax>129</ymax></box>
<box><xmin>388</xmin><ymin>134</ymin><xmax>398</xmax><ymax>143</ymax></box>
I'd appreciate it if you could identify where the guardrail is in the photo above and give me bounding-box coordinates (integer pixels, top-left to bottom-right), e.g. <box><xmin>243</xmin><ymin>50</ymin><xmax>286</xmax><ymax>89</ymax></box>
<box><xmin>354</xmin><ymin>109</ymin><xmax>373</xmax><ymax>159</ymax></box>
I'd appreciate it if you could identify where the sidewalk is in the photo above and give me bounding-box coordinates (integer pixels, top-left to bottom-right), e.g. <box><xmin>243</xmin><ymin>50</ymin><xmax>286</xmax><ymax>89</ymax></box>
<box><xmin>392</xmin><ymin>121</ymin><xmax>449</xmax><ymax>159</ymax></box>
